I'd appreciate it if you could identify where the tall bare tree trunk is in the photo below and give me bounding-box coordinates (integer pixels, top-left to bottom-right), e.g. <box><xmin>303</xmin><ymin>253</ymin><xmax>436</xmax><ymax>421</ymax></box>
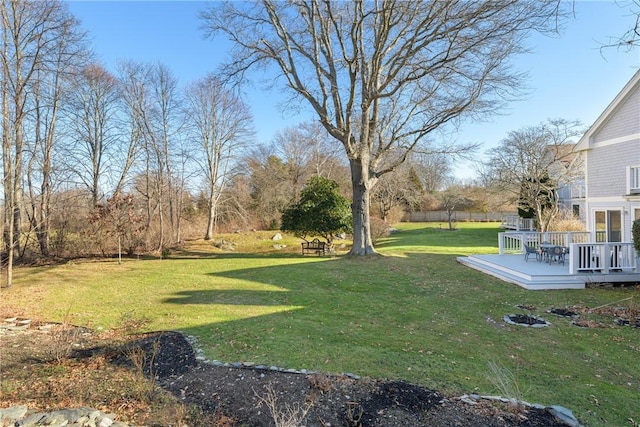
<box><xmin>349</xmin><ymin>159</ymin><xmax>375</xmax><ymax>256</ymax></box>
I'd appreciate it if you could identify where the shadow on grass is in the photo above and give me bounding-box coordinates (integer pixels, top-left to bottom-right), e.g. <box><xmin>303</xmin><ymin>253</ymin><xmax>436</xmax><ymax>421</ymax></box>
<box><xmin>168</xmin><ymin>248</ymin><xmax>329</xmax><ymax>260</ymax></box>
<box><xmin>162</xmin><ymin>289</ymin><xmax>293</xmax><ymax>306</ymax></box>
<box><xmin>153</xmin><ymin>251</ymin><xmax>638</xmax><ymax>426</ymax></box>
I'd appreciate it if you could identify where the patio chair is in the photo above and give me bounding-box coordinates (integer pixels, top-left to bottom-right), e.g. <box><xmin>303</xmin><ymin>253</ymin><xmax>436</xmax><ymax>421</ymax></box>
<box><xmin>550</xmin><ymin>246</ymin><xmax>566</xmax><ymax>265</ymax></box>
<box><xmin>523</xmin><ymin>243</ymin><xmax>541</xmax><ymax>262</ymax></box>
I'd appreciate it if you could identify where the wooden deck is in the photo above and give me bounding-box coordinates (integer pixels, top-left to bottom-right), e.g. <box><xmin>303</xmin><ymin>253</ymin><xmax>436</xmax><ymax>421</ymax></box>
<box><xmin>457</xmin><ymin>254</ymin><xmax>640</xmax><ymax>290</ymax></box>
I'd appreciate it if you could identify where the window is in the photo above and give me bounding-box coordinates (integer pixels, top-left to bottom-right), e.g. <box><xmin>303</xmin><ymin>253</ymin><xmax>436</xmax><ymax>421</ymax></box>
<box><xmin>594</xmin><ymin>210</ymin><xmax>622</xmax><ymax>242</ymax></box>
<box><xmin>629</xmin><ymin>166</ymin><xmax>640</xmax><ymax>194</ymax></box>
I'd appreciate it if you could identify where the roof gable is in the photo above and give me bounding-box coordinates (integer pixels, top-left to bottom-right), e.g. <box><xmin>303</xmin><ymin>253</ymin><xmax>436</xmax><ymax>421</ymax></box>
<box><xmin>575</xmin><ymin>69</ymin><xmax>640</xmax><ymax>151</ymax></box>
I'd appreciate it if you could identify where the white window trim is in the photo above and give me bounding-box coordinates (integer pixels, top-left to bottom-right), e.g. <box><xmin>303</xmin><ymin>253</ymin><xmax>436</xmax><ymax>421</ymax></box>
<box><xmin>628</xmin><ymin>165</ymin><xmax>640</xmax><ymax>194</ymax></box>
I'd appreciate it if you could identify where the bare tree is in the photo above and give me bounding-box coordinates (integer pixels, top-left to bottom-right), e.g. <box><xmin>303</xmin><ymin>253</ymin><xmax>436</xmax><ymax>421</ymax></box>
<box><xmin>115</xmin><ymin>60</ymin><xmax>146</xmax><ymax>196</ymax></box>
<box><xmin>271</xmin><ymin>121</ymin><xmax>345</xmax><ymax>200</ymax></box>
<box><xmin>1</xmin><ymin>0</ymin><xmax>85</xmax><ymax>285</ymax></box>
<box><xmin>144</xmin><ymin>63</ymin><xmax>182</xmax><ymax>250</ymax></box>
<box><xmin>117</xmin><ymin>61</ymin><xmax>182</xmax><ymax>251</ymax></box>
<box><xmin>201</xmin><ymin>0</ymin><xmax>565</xmax><ymax>255</ymax></box>
<box><xmin>409</xmin><ymin>152</ymin><xmax>451</xmax><ymax>194</ymax></box>
<box><xmin>372</xmin><ymin>160</ymin><xmax>422</xmax><ymax>222</ymax></box>
<box><xmin>438</xmin><ymin>182</ymin><xmax>472</xmax><ymax>230</ymax></box>
<box><xmin>184</xmin><ymin>74</ymin><xmax>254</xmax><ymax>240</ymax></box>
<box><xmin>245</xmin><ymin>148</ymin><xmax>293</xmax><ymax>229</ymax></box>
<box><xmin>601</xmin><ymin>0</ymin><xmax>640</xmax><ymax>49</ymax></box>
<box><xmin>25</xmin><ymin>15</ymin><xmax>88</xmax><ymax>257</ymax></box>
<box><xmin>480</xmin><ymin>119</ymin><xmax>584</xmax><ymax>232</ymax></box>
<box><xmin>64</xmin><ymin>63</ymin><xmax>121</xmax><ymax>207</ymax></box>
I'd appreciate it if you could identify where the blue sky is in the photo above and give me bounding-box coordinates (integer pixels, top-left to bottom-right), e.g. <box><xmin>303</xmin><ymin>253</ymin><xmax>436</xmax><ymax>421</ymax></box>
<box><xmin>67</xmin><ymin>1</ymin><xmax>640</xmax><ymax>179</ymax></box>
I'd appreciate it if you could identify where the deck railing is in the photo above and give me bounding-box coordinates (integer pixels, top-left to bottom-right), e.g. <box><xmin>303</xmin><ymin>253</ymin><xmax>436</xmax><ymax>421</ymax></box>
<box><xmin>501</xmin><ymin>215</ymin><xmax>535</xmax><ymax>231</ymax></box>
<box><xmin>498</xmin><ymin>232</ymin><xmax>638</xmax><ymax>274</ymax></box>
<box><xmin>498</xmin><ymin>231</ymin><xmax>591</xmax><ymax>254</ymax></box>
<box><xmin>568</xmin><ymin>243</ymin><xmax>637</xmax><ymax>274</ymax></box>
<box><xmin>570</xmin><ymin>183</ymin><xmax>585</xmax><ymax>199</ymax></box>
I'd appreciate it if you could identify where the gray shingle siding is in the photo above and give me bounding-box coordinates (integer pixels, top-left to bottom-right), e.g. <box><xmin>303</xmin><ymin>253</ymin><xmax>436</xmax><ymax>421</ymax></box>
<box><xmin>587</xmin><ymin>142</ymin><xmax>636</xmax><ymax>197</ymax></box>
<box><xmin>594</xmin><ymin>84</ymin><xmax>640</xmax><ymax>143</ymax></box>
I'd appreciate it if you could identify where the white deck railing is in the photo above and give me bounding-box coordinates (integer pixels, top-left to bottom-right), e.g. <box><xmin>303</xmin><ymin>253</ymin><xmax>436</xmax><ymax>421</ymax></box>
<box><xmin>570</xmin><ymin>183</ymin><xmax>585</xmax><ymax>199</ymax></box>
<box><xmin>568</xmin><ymin>243</ymin><xmax>637</xmax><ymax>274</ymax></box>
<box><xmin>499</xmin><ymin>231</ymin><xmax>591</xmax><ymax>254</ymax></box>
<box><xmin>498</xmin><ymin>232</ymin><xmax>638</xmax><ymax>274</ymax></box>
<box><xmin>501</xmin><ymin>215</ymin><xmax>535</xmax><ymax>231</ymax></box>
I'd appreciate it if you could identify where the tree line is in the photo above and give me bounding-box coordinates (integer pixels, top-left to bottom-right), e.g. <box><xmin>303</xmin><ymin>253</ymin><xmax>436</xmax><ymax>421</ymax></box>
<box><xmin>2</xmin><ymin>0</ymin><xmax>577</xmax><ymax>286</ymax></box>
<box><xmin>0</xmin><ymin>1</ymin><xmax>259</xmax><ymax>286</ymax></box>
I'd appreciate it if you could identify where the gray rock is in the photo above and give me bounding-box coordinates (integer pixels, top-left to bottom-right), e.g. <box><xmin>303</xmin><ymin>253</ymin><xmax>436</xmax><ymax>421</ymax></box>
<box><xmin>271</xmin><ymin>233</ymin><xmax>283</xmax><ymax>241</ymax></box>
<box><xmin>16</xmin><ymin>412</ymin><xmax>48</xmax><ymax>426</ymax></box>
<box><xmin>549</xmin><ymin>405</ymin><xmax>582</xmax><ymax>427</ymax></box>
<box><xmin>98</xmin><ymin>416</ymin><xmax>114</xmax><ymax>427</ymax></box>
<box><xmin>0</xmin><ymin>406</ymin><xmax>28</xmax><ymax>423</ymax></box>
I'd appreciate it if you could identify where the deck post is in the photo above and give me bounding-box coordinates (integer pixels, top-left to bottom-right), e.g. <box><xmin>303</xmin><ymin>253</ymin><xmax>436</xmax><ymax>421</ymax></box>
<box><xmin>568</xmin><ymin>243</ymin><xmax>576</xmax><ymax>274</ymax></box>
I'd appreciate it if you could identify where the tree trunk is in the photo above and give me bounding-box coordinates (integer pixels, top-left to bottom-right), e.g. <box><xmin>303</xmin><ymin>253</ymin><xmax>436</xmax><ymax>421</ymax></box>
<box><xmin>204</xmin><ymin>187</ymin><xmax>216</xmax><ymax>241</ymax></box>
<box><xmin>349</xmin><ymin>159</ymin><xmax>375</xmax><ymax>256</ymax></box>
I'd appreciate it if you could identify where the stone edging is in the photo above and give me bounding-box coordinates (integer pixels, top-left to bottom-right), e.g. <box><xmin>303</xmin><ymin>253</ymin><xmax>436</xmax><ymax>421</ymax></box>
<box><xmin>0</xmin><ymin>323</ymin><xmax>581</xmax><ymax>427</ymax></box>
<box><xmin>0</xmin><ymin>406</ymin><xmax>131</xmax><ymax>427</ymax></box>
<box><xmin>185</xmin><ymin>335</ymin><xmax>582</xmax><ymax>427</ymax></box>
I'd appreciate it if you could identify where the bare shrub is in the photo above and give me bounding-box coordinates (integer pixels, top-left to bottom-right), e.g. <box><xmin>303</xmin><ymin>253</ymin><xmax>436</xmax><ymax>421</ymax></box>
<box><xmin>254</xmin><ymin>385</ymin><xmax>311</xmax><ymax>427</ymax></box>
<box><xmin>486</xmin><ymin>359</ymin><xmax>529</xmax><ymax>413</ymax></box>
<box><xmin>345</xmin><ymin>401</ymin><xmax>364</xmax><ymax>427</ymax></box>
<box><xmin>370</xmin><ymin>217</ymin><xmax>392</xmax><ymax>244</ymax></box>
<box><xmin>308</xmin><ymin>373</ymin><xmax>333</xmax><ymax>393</ymax></box>
<box><xmin>126</xmin><ymin>339</ymin><xmax>160</xmax><ymax>402</ymax></box>
<box><xmin>48</xmin><ymin>310</ymin><xmax>81</xmax><ymax>363</ymax></box>
<box><xmin>548</xmin><ymin>208</ymin><xmax>585</xmax><ymax>232</ymax></box>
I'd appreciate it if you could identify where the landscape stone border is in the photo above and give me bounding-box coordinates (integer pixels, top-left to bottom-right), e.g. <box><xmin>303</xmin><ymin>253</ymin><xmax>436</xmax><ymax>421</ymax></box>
<box><xmin>186</xmin><ymin>335</ymin><xmax>582</xmax><ymax>426</ymax></box>
<box><xmin>0</xmin><ymin>406</ymin><xmax>130</xmax><ymax>427</ymax></box>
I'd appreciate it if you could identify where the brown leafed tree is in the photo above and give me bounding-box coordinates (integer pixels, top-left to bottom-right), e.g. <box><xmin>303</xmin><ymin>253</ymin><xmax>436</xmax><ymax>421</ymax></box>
<box><xmin>201</xmin><ymin>0</ymin><xmax>566</xmax><ymax>255</ymax></box>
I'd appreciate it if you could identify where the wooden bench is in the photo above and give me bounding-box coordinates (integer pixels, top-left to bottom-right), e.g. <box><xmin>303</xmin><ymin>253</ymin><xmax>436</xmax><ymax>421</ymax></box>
<box><xmin>301</xmin><ymin>238</ymin><xmax>327</xmax><ymax>255</ymax></box>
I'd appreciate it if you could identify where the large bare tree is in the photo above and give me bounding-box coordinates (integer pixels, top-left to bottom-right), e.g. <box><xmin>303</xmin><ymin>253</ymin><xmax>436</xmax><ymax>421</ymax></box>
<box><xmin>64</xmin><ymin>63</ymin><xmax>121</xmax><ymax>207</ymax></box>
<box><xmin>201</xmin><ymin>0</ymin><xmax>566</xmax><ymax>255</ymax></box>
<box><xmin>1</xmin><ymin>0</ymin><xmax>85</xmax><ymax>285</ymax></box>
<box><xmin>480</xmin><ymin>119</ymin><xmax>584</xmax><ymax>232</ymax></box>
<box><xmin>271</xmin><ymin>121</ymin><xmax>345</xmax><ymax>199</ymax></box>
<box><xmin>25</xmin><ymin>15</ymin><xmax>88</xmax><ymax>257</ymax></box>
<box><xmin>184</xmin><ymin>74</ymin><xmax>254</xmax><ymax>240</ymax></box>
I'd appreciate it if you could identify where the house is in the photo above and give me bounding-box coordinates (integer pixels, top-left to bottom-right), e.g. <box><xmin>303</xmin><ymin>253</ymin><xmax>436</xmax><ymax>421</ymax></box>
<box><xmin>573</xmin><ymin>69</ymin><xmax>640</xmax><ymax>243</ymax></box>
<box><xmin>460</xmin><ymin>70</ymin><xmax>640</xmax><ymax>290</ymax></box>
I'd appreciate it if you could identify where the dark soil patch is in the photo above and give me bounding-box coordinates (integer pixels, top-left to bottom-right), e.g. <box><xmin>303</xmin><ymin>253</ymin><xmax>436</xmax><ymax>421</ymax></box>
<box><xmin>504</xmin><ymin>314</ymin><xmax>550</xmax><ymax>327</ymax></box>
<box><xmin>549</xmin><ymin>308</ymin><xmax>578</xmax><ymax>317</ymax></box>
<box><xmin>121</xmin><ymin>331</ymin><xmax>574</xmax><ymax>426</ymax></box>
<box><xmin>614</xmin><ymin>317</ymin><xmax>640</xmax><ymax>327</ymax></box>
<box><xmin>1</xmin><ymin>325</ymin><xmax>576</xmax><ymax>427</ymax></box>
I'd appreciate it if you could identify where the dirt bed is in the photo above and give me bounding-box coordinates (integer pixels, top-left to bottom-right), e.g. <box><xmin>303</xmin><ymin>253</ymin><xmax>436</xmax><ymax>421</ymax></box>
<box><xmin>1</xmin><ymin>322</ymin><xmax>574</xmax><ymax>426</ymax></box>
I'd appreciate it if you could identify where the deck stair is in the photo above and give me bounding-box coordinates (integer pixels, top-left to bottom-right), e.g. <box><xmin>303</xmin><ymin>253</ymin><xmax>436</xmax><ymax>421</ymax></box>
<box><xmin>457</xmin><ymin>254</ymin><xmax>639</xmax><ymax>290</ymax></box>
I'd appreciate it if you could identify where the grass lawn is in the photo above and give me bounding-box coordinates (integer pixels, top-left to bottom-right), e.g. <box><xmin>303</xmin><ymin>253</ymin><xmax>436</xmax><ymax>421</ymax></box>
<box><xmin>2</xmin><ymin>222</ymin><xmax>639</xmax><ymax>426</ymax></box>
